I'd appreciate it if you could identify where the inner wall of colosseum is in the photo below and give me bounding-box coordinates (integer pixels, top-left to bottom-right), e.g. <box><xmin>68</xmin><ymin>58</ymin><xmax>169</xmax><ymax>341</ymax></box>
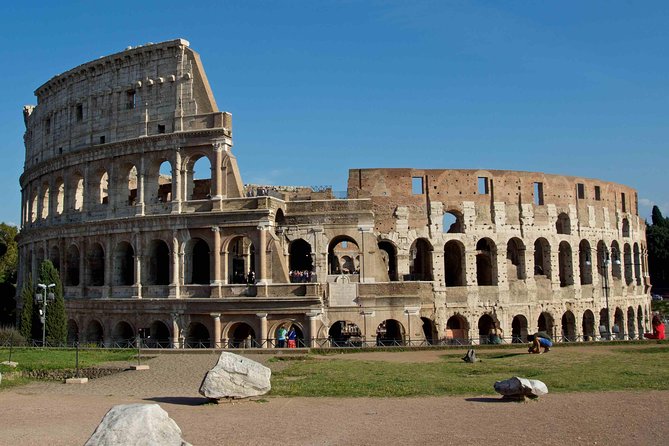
<box><xmin>17</xmin><ymin>39</ymin><xmax>651</xmax><ymax>348</ymax></box>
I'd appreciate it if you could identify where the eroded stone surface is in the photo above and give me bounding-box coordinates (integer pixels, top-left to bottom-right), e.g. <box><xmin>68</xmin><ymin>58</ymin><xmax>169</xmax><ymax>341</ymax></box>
<box><xmin>199</xmin><ymin>352</ymin><xmax>271</xmax><ymax>400</ymax></box>
<box><xmin>494</xmin><ymin>376</ymin><xmax>548</xmax><ymax>399</ymax></box>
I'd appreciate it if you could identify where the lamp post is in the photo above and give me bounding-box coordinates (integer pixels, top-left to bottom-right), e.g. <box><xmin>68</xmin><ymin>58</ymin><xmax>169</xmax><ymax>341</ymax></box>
<box><xmin>599</xmin><ymin>247</ymin><xmax>621</xmax><ymax>340</ymax></box>
<box><xmin>35</xmin><ymin>283</ymin><xmax>55</xmax><ymax>346</ymax></box>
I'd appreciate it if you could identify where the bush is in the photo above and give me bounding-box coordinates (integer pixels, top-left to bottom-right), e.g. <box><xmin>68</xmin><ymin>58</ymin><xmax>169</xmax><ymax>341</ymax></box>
<box><xmin>0</xmin><ymin>326</ymin><xmax>27</xmax><ymax>346</ymax></box>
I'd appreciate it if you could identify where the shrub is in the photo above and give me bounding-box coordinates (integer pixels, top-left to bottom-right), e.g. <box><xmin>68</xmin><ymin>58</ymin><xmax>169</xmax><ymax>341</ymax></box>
<box><xmin>0</xmin><ymin>325</ymin><xmax>27</xmax><ymax>346</ymax></box>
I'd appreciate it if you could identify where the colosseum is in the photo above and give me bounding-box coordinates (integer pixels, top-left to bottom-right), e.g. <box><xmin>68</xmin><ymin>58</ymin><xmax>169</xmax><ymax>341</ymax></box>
<box><xmin>17</xmin><ymin>39</ymin><xmax>651</xmax><ymax>348</ymax></box>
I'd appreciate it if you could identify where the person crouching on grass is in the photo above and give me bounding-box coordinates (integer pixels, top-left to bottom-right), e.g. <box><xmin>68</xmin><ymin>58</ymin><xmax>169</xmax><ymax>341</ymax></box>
<box><xmin>528</xmin><ymin>333</ymin><xmax>553</xmax><ymax>354</ymax></box>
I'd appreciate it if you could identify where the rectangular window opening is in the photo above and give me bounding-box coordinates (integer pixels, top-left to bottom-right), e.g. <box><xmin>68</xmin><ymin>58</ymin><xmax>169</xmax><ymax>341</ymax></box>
<box><xmin>412</xmin><ymin>177</ymin><xmax>424</xmax><ymax>195</ymax></box>
<box><xmin>157</xmin><ymin>124</ymin><xmax>166</xmax><ymax>134</ymax></box>
<box><xmin>99</xmin><ymin>135</ymin><xmax>106</xmax><ymax>144</ymax></box>
<box><xmin>477</xmin><ymin>177</ymin><xmax>489</xmax><ymax>195</ymax></box>
<box><xmin>594</xmin><ymin>185</ymin><xmax>601</xmax><ymax>201</ymax></box>
<box><xmin>533</xmin><ymin>182</ymin><xmax>544</xmax><ymax>205</ymax></box>
<box><xmin>577</xmin><ymin>183</ymin><xmax>585</xmax><ymax>200</ymax></box>
<box><xmin>126</xmin><ymin>90</ymin><xmax>136</xmax><ymax>109</ymax></box>
<box><xmin>621</xmin><ymin>192</ymin><xmax>626</xmax><ymax>212</ymax></box>
<box><xmin>76</xmin><ymin>104</ymin><xmax>83</xmax><ymax>122</ymax></box>
<box><xmin>45</xmin><ymin>118</ymin><xmax>51</xmax><ymax>134</ymax></box>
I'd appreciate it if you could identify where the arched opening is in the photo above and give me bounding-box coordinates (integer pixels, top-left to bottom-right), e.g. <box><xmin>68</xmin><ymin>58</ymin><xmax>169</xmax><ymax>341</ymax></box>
<box><xmin>99</xmin><ymin>170</ymin><xmax>109</xmax><ymax>204</ymax></box>
<box><xmin>599</xmin><ymin>308</ymin><xmax>610</xmax><ymax>339</ymax></box>
<box><xmin>596</xmin><ymin>240</ymin><xmax>607</xmax><ymax>280</ymax></box>
<box><xmin>537</xmin><ymin>312</ymin><xmax>554</xmax><ymax>338</ymax></box>
<box><xmin>30</xmin><ymin>191</ymin><xmax>38</xmax><ymax>222</ymax></box>
<box><xmin>289</xmin><ymin>239</ymin><xmax>313</xmax><ymax>282</ymax></box>
<box><xmin>113</xmin><ymin>241</ymin><xmax>134</xmax><ymax>286</ymax></box>
<box><xmin>511</xmin><ymin>315</ymin><xmax>528</xmax><ymax>343</ymax></box>
<box><xmin>49</xmin><ymin>245</ymin><xmax>60</xmax><ymax>272</ymax></box>
<box><xmin>85</xmin><ymin>320</ymin><xmax>103</xmax><ymax>345</ymax></box>
<box><xmin>556</xmin><ymin>212</ymin><xmax>571</xmax><ymax>235</ymax></box>
<box><xmin>624</xmin><ymin>243</ymin><xmax>633</xmax><ymax>285</ymax></box>
<box><xmin>228</xmin><ymin>236</ymin><xmax>255</xmax><ymax>283</ymax></box>
<box><xmin>55</xmin><ymin>177</ymin><xmax>64</xmax><ymax>215</ymax></box>
<box><xmin>445</xmin><ymin>314</ymin><xmax>468</xmax><ymax>343</ymax></box>
<box><xmin>534</xmin><ymin>238</ymin><xmax>551</xmax><ymax>278</ymax></box>
<box><xmin>506</xmin><ymin>237</ymin><xmax>526</xmax><ymax>280</ymax></box>
<box><xmin>73</xmin><ymin>175</ymin><xmax>84</xmax><ymax>211</ymax></box>
<box><xmin>378</xmin><ymin>241</ymin><xmax>398</xmax><ymax>281</ymax></box>
<box><xmin>637</xmin><ymin>305</ymin><xmax>644</xmax><ymax>339</ymax></box>
<box><xmin>444</xmin><ymin>240</ymin><xmax>465</xmax><ymax>286</ymax></box>
<box><xmin>611</xmin><ymin>241</ymin><xmax>622</xmax><ymax>280</ymax></box>
<box><xmin>477</xmin><ymin>313</ymin><xmax>497</xmax><ymax>344</ymax></box>
<box><xmin>613</xmin><ymin>307</ymin><xmax>625</xmax><ymax>340</ymax></box>
<box><xmin>228</xmin><ymin>322</ymin><xmax>256</xmax><ymax>348</ymax></box>
<box><xmin>65</xmin><ymin>244</ymin><xmax>80</xmax><ymax>286</ymax></box>
<box><xmin>627</xmin><ymin>307</ymin><xmax>636</xmax><ymax>340</ymax></box>
<box><xmin>376</xmin><ymin>319</ymin><xmax>404</xmax><ymax>346</ymax></box>
<box><xmin>119</xmin><ymin>164</ymin><xmax>138</xmax><ymax>206</ymax></box>
<box><xmin>41</xmin><ymin>184</ymin><xmax>50</xmax><ymax>219</ymax></box>
<box><xmin>579</xmin><ymin>240</ymin><xmax>593</xmax><ymax>285</ymax></box>
<box><xmin>186</xmin><ymin>322</ymin><xmax>210</xmax><ymax>348</ymax></box>
<box><xmin>87</xmin><ymin>242</ymin><xmax>105</xmax><ymax>286</ymax></box>
<box><xmin>147</xmin><ymin>239</ymin><xmax>170</xmax><ymax>285</ymax></box>
<box><xmin>328</xmin><ymin>236</ymin><xmax>360</xmax><ymax>275</ymax></box>
<box><xmin>287</xmin><ymin>323</ymin><xmax>304</xmax><ymax>348</ymax></box>
<box><xmin>409</xmin><ymin>238</ymin><xmax>433</xmax><ymax>281</ymax></box>
<box><xmin>622</xmin><ymin>218</ymin><xmax>630</xmax><ymax>237</ymax></box>
<box><xmin>148</xmin><ymin>320</ymin><xmax>171</xmax><ymax>348</ymax></box>
<box><xmin>582</xmin><ymin>310</ymin><xmax>596</xmax><ymax>341</ymax></box>
<box><xmin>67</xmin><ymin>319</ymin><xmax>79</xmax><ymax>345</ymax></box>
<box><xmin>558</xmin><ymin>241</ymin><xmax>574</xmax><ymax>287</ymax></box>
<box><xmin>157</xmin><ymin>160</ymin><xmax>172</xmax><ymax>202</ymax></box>
<box><xmin>442</xmin><ymin>210</ymin><xmax>464</xmax><ymax>233</ymax></box>
<box><xmin>328</xmin><ymin>320</ymin><xmax>362</xmax><ymax>347</ymax></box>
<box><xmin>561</xmin><ymin>311</ymin><xmax>576</xmax><ymax>342</ymax></box>
<box><xmin>275</xmin><ymin>208</ymin><xmax>286</xmax><ymax>226</ymax></box>
<box><xmin>188</xmin><ymin>155</ymin><xmax>212</xmax><ymax>200</ymax></box>
<box><xmin>633</xmin><ymin>243</ymin><xmax>641</xmax><ymax>285</ymax></box>
<box><xmin>189</xmin><ymin>238</ymin><xmax>211</xmax><ymax>284</ymax></box>
<box><xmin>421</xmin><ymin>317</ymin><xmax>437</xmax><ymax>345</ymax></box>
<box><xmin>476</xmin><ymin>238</ymin><xmax>497</xmax><ymax>286</ymax></box>
<box><xmin>112</xmin><ymin>321</ymin><xmax>135</xmax><ymax>347</ymax></box>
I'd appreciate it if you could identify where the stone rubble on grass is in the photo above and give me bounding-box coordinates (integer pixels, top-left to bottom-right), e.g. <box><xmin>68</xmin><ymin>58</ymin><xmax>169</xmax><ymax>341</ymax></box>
<box><xmin>199</xmin><ymin>351</ymin><xmax>271</xmax><ymax>401</ymax></box>
<box><xmin>84</xmin><ymin>403</ymin><xmax>190</xmax><ymax>446</ymax></box>
<box><xmin>494</xmin><ymin>376</ymin><xmax>548</xmax><ymax>400</ymax></box>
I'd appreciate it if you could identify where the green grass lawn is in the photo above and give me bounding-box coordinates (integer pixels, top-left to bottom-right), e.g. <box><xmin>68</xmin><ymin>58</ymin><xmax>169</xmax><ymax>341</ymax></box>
<box><xmin>270</xmin><ymin>344</ymin><xmax>669</xmax><ymax>397</ymax></box>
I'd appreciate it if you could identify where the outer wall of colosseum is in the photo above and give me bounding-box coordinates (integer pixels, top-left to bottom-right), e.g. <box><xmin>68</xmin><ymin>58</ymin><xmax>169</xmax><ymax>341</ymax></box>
<box><xmin>17</xmin><ymin>39</ymin><xmax>651</xmax><ymax>348</ymax></box>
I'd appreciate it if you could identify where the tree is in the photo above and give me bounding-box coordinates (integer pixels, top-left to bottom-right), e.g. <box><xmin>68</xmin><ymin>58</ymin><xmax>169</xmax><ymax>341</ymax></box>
<box><xmin>648</xmin><ymin>206</ymin><xmax>669</xmax><ymax>288</ymax></box>
<box><xmin>39</xmin><ymin>260</ymin><xmax>67</xmax><ymax>345</ymax></box>
<box><xmin>0</xmin><ymin>223</ymin><xmax>18</xmax><ymax>284</ymax></box>
<box><xmin>18</xmin><ymin>275</ymin><xmax>34</xmax><ymax>340</ymax></box>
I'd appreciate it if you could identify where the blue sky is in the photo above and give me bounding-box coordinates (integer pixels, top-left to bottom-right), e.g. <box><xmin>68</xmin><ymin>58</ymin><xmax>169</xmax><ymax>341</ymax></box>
<box><xmin>1</xmin><ymin>1</ymin><xmax>667</xmax><ymax>226</ymax></box>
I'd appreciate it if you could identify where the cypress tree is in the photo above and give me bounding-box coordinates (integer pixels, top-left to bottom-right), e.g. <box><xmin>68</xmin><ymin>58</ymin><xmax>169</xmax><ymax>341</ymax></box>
<box><xmin>18</xmin><ymin>275</ymin><xmax>34</xmax><ymax>340</ymax></box>
<box><xmin>39</xmin><ymin>260</ymin><xmax>67</xmax><ymax>346</ymax></box>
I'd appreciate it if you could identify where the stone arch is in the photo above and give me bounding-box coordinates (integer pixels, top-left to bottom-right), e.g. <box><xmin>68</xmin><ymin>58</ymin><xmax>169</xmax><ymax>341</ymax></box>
<box><xmin>72</xmin><ymin>173</ymin><xmax>84</xmax><ymax>211</ymax></box>
<box><xmin>289</xmin><ymin>238</ymin><xmax>313</xmax><ymax>273</ymax></box>
<box><xmin>558</xmin><ymin>241</ymin><xmax>574</xmax><ymax>287</ymax></box>
<box><xmin>376</xmin><ymin>319</ymin><xmax>405</xmax><ymax>346</ymax></box>
<box><xmin>67</xmin><ymin>319</ymin><xmax>79</xmax><ymax>345</ymax></box>
<box><xmin>476</xmin><ymin>238</ymin><xmax>497</xmax><ymax>286</ymax></box>
<box><xmin>622</xmin><ymin>218</ymin><xmax>630</xmax><ymax>237</ymax></box>
<box><xmin>49</xmin><ymin>245</ymin><xmax>60</xmax><ymax>272</ymax></box>
<box><xmin>97</xmin><ymin>169</ymin><xmax>109</xmax><ymax>204</ymax></box>
<box><xmin>613</xmin><ymin>307</ymin><xmax>625</xmax><ymax>340</ymax></box>
<box><xmin>87</xmin><ymin>242</ymin><xmax>105</xmax><ymax>286</ymax></box>
<box><xmin>537</xmin><ymin>312</ymin><xmax>555</xmax><ymax>337</ymax></box>
<box><xmin>421</xmin><ymin>317</ymin><xmax>437</xmax><ymax>345</ymax></box>
<box><xmin>328</xmin><ymin>320</ymin><xmax>362</xmax><ymax>347</ymax></box>
<box><xmin>534</xmin><ymin>238</ymin><xmax>551</xmax><ymax>278</ymax></box>
<box><xmin>633</xmin><ymin>243</ymin><xmax>641</xmax><ymax>285</ymax></box>
<box><xmin>477</xmin><ymin>313</ymin><xmax>497</xmax><ymax>344</ymax></box>
<box><xmin>112</xmin><ymin>321</ymin><xmax>135</xmax><ymax>347</ymax></box>
<box><xmin>582</xmin><ymin>310</ymin><xmax>596</xmax><ymax>341</ymax></box>
<box><xmin>228</xmin><ymin>235</ymin><xmax>255</xmax><ymax>283</ymax></box>
<box><xmin>85</xmin><ymin>320</ymin><xmax>104</xmax><ymax>345</ymax></box>
<box><xmin>623</xmin><ymin>243</ymin><xmax>633</xmax><ymax>285</ymax></box>
<box><xmin>148</xmin><ymin>320</ymin><xmax>171</xmax><ymax>348</ymax></box>
<box><xmin>227</xmin><ymin>322</ymin><xmax>256</xmax><ymax>348</ymax></box>
<box><xmin>113</xmin><ymin>241</ymin><xmax>134</xmax><ymax>286</ymax></box>
<box><xmin>55</xmin><ymin>177</ymin><xmax>64</xmax><ymax>215</ymax></box>
<box><xmin>118</xmin><ymin>163</ymin><xmax>138</xmax><ymax>206</ymax></box>
<box><xmin>561</xmin><ymin>310</ymin><xmax>576</xmax><ymax>342</ymax></box>
<box><xmin>65</xmin><ymin>244</ymin><xmax>80</xmax><ymax>286</ymax></box>
<box><xmin>40</xmin><ymin>183</ymin><xmax>50</xmax><ymax>219</ymax></box>
<box><xmin>409</xmin><ymin>238</ymin><xmax>433</xmax><ymax>281</ymax></box>
<box><xmin>186</xmin><ymin>322</ymin><xmax>210</xmax><ymax>348</ymax></box>
<box><xmin>511</xmin><ymin>315</ymin><xmax>528</xmax><ymax>343</ymax></box>
<box><xmin>275</xmin><ymin>208</ymin><xmax>286</xmax><ymax>226</ymax></box>
<box><xmin>378</xmin><ymin>240</ymin><xmax>398</xmax><ymax>281</ymax></box>
<box><xmin>30</xmin><ymin>190</ymin><xmax>38</xmax><ymax>222</ymax></box>
<box><xmin>187</xmin><ymin>238</ymin><xmax>210</xmax><ymax>284</ymax></box>
<box><xmin>599</xmin><ymin>308</ymin><xmax>610</xmax><ymax>338</ymax></box>
<box><xmin>328</xmin><ymin>235</ymin><xmax>360</xmax><ymax>275</ymax></box>
<box><xmin>187</xmin><ymin>154</ymin><xmax>212</xmax><ymax>200</ymax></box>
<box><xmin>556</xmin><ymin>212</ymin><xmax>571</xmax><ymax>235</ymax></box>
<box><xmin>155</xmin><ymin>159</ymin><xmax>173</xmax><ymax>203</ymax></box>
<box><xmin>442</xmin><ymin>210</ymin><xmax>464</xmax><ymax>233</ymax></box>
<box><xmin>637</xmin><ymin>305</ymin><xmax>644</xmax><ymax>338</ymax></box>
<box><xmin>443</xmin><ymin>240</ymin><xmax>465</xmax><ymax>286</ymax></box>
<box><xmin>445</xmin><ymin>314</ymin><xmax>468</xmax><ymax>342</ymax></box>
<box><xmin>147</xmin><ymin>239</ymin><xmax>170</xmax><ymax>285</ymax></box>
<box><xmin>579</xmin><ymin>239</ymin><xmax>593</xmax><ymax>285</ymax></box>
<box><xmin>506</xmin><ymin>237</ymin><xmax>526</xmax><ymax>280</ymax></box>
<box><xmin>611</xmin><ymin>241</ymin><xmax>622</xmax><ymax>279</ymax></box>
<box><xmin>627</xmin><ymin>307</ymin><xmax>636</xmax><ymax>340</ymax></box>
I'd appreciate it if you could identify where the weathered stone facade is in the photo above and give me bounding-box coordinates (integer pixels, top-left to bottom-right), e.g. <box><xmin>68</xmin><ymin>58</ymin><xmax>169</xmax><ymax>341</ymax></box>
<box><xmin>17</xmin><ymin>39</ymin><xmax>651</xmax><ymax>348</ymax></box>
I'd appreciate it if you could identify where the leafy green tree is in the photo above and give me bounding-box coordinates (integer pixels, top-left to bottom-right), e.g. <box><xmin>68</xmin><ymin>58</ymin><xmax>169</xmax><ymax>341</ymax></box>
<box><xmin>0</xmin><ymin>223</ymin><xmax>18</xmax><ymax>284</ymax></box>
<box><xmin>18</xmin><ymin>275</ymin><xmax>34</xmax><ymax>340</ymax></box>
<box><xmin>39</xmin><ymin>260</ymin><xmax>67</xmax><ymax>345</ymax></box>
<box><xmin>648</xmin><ymin>206</ymin><xmax>669</xmax><ymax>288</ymax></box>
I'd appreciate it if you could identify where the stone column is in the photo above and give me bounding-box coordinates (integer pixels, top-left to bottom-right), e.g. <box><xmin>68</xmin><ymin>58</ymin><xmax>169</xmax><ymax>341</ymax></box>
<box><xmin>78</xmin><ymin>238</ymin><xmax>86</xmax><ymax>296</ymax></box>
<box><xmin>307</xmin><ymin>312</ymin><xmax>321</xmax><ymax>347</ymax></box>
<box><xmin>211</xmin><ymin>142</ymin><xmax>228</xmax><ymax>211</ymax></box>
<box><xmin>136</xmin><ymin>156</ymin><xmax>145</xmax><ymax>216</ymax></box>
<box><xmin>171</xmin><ymin>313</ymin><xmax>180</xmax><ymax>349</ymax></box>
<box><xmin>221</xmin><ymin>249</ymin><xmax>229</xmax><ymax>284</ymax></box>
<box><xmin>172</xmin><ymin>149</ymin><xmax>182</xmax><ymax>214</ymax></box>
<box><xmin>103</xmin><ymin>236</ymin><xmax>112</xmax><ymax>298</ymax></box>
<box><xmin>212</xmin><ymin>227</ymin><xmax>221</xmax><ymax>284</ymax></box>
<box><xmin>211</xmin><ymin>313</ymin><xmax>221</xmax><ymax>348</ymax></box>
<box><xmin>256</xmin><ymin>313</ymin><xmax>268</xmax><ymax>348</ymax></box>
<box><xmin>169</xmin><ymin>232</ymin><xmax>180</xmax><ymax>299</ymax></box>
<box><xmin>257</xmin><ymin>224</ymin><xmax>268</xmax><ymax>284</ymax></box>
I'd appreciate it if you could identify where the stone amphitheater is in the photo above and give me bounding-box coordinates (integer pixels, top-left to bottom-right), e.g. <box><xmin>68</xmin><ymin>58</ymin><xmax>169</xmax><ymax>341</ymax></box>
<box><xmin>17</xmin><ymin>39</ymin><xmax>651</xmax><ymax>348</ymax></box>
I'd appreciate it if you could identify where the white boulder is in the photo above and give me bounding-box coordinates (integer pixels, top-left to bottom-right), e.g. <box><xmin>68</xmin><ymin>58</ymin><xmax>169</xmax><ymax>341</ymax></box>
<box><xmin>199</xmin><ymin>352</ymin><xmax>271</xmax><ymax>400</ymax></box>
<box><xmin>84</xmin><ymin>403</ymin><xmax>190</xmax><ymax>446</ymax></box>
<box><xmin>494</xmin><ymin>376</ymin><xmax>548</xmax><ymax>399</ymax></box>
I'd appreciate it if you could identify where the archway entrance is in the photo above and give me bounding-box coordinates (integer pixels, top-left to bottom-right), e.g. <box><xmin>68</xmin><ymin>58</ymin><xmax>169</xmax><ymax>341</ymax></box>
<box><xmin>148</xmin><ymin>320</ymin><xmax>171</xmax><ymax>348</ymax></box>
<box><xmin>328</xmin><ymin>320</ymin><xmax>362</xmax><ymax>347</ymax></box>
<box><xmin>421</xmin><ymin>317</ymin><xmax>437</xmax><ymax>345</ymax></box>
<box><xmin>376</xmin><ymin>319</ymin><xmax>404</xmax><ymax>346</ymax></box>
<box><xmin>112</xmin><ymin>321</ymin><xmax>134</xmax><ymax>347</ymax></box>
<box><xmin>511</xmin><ymin>315</ymin><xmax>528</xmax><ymax>343</ymax></box>
<box><xmin>537</xmin><ymin>312</ymin><xmax>554</xmax><ymax>338</ymax></box>
<box><xmin>85</xmin><ymin>320</ymin><xmax>103</xmax><ymax>346</ymax></box>
<box><xmin>445</xmin><ymin>314</ymin><xmax>468</xmax><ymax>344</ymax></box>
<box><xmin>228</xmin><ymin>322</ymin><xmax>256</xmax><ymax>348</ymax></box>
<box><xmin>478</xmin><ymin>314</ymin><xmax>498</xmax><ymax>344</ymax></box>
<box><xmin>582</xmin><ymin>310</ymin><xmax>596</xmax><ymax>341</ymax></box>
<box><xmin>561</xmin><ymin>311</ymin><xmax>576</xmax><ymax>342</ymax></box>
<box><xmin>186</xmin><ymin>322</ymin><xmax>210</xmax><ymax>348</ymax></box>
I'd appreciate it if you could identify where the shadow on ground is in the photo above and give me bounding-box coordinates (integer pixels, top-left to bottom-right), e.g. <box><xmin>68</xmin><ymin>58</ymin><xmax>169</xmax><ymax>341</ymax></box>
<box><xmin>144</xmin><ymin>396</ymin><xmax>211</xmax><ymax>406</ymax></box>
<box><xmin>464</xmin><ymin>397</ymin><xmax>519</xmax><ymax>404</ymax></box>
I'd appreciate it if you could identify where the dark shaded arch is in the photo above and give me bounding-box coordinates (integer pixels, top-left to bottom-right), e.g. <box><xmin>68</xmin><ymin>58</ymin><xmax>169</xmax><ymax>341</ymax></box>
<box><xmin>582</xmin><ymin>310</ymin><xmax>596</xmax><ymax>341</ymax></box>
<box><xmin>445</xmin><ymin>314</ymin><xmax>469</xmax><ymax>343</ymax></box>
<box><xmin>112</xmin><ymin>321</ymin><xmax>134</xmax><ymax>347</ymax></box>
<box><xmin>87</xmin><ymin>243</ymin><xmax>105</xmax><ymax>286</ymax></box>
<box><xmin>113</xmin><ymin>241</ymin><xmax>134</xmax><ymax>286</ymax></box>
<box><xmin>148</xmin><ymin>239</ymin><xmax>170</xmax><ymax>285</ymax></box>
<box><xmin>561</xmin><ymin>311</ymin><xmax>576</xmax><ymax>342</ymax></box>
<box><xmin>190</xmin><ymin>238</ymin><xmax>211</xmax><ymax>284</ymax></box>
<box><xmin>537</xmin><ymin>312</ymin><xmax>554</xmax><ymax>337</ymax></box>
<box><xmin>478</xmin><ymin>313</ymin><xmax>497</xmax><ymax>344</ymax></box>
<box><xmin>66</xmin><ymin>244</ymin><xmax>80</xmax><ymax>286</ymax></box>
<box><xmin>622</xmin><ymin>218</ymin><xmax>630</xmax><ymax>238</ymax></box>
<box><xmin>228</xmin><ymin>322</ymin><xmax>256</xmax><ymax>348</ymax></box>
<box><xmin>579</xmin><ymin>239</ymin><xmax>593</xmax><ymax>285</ymax></box>
<box><xmin>228</xmin><ymin>235</ymin><xmax>255</xmax><ymax>283</ymax></box>
<box><xmin>511</xmin><ymin>315</ymin><xmax>528</xmax><ymax>343</ymax></box>
<box><xmin>534</xmin><ymin>238</ymin><xmax>551</xmax><ymax>278</ymax></box>
<box><xmin>85</xmin><ymin>320</ymin><xmax>103</xmax><ymax>345</ymax></box>
<box><xmin>186</xmin><ymin>322</ymin><xmax>210</xmax><ymax>348</ymax></box>
<box><xmin>289</xmin><ymin>239</ymin><xmax>313</xmax><ymax>273</ymax></box>
<box><xmin>376</xmin><ymin>319</ymin><xmax>404</xmax><ymax>346</ymax></box>
<box><xmin>558</xmin><ymin>241</ymin><xmax>574</xmax><ymax>287</ymax></box>
<box><xmin>328</xmin><ymin>235</ymin><xmax>360</xmax><ymax>275</ymax></box>
<box><xmin>378</xmin><ymin>240</ymin><xmax>398</xmax><ymax>281</ymax></box>
<box><xmin>421</xmin><ymin>317</ymin><xmax>437</xmax><ymax>345</ymax></box>
<box><xmin>329</xmin><ymin>320</ymin><xmax>362</xmax><ymax>347</ymax></box>
<box><xmin>506</xmin><ymin>237</ymin><xmax>526</xmax><ymax>280</ymax></box>
<box><xmin>556</xmin><ymin>212</ymin><xmax>571</xmax><ymax>235</ymax></box>
<box><xmin>624</xmin><ymin>243</ymin><xmax>633</xmax><ymax>285</ymax></box>
<box><xmin>67</xmin><ymin>319</ymin><xmax>79</xmax><ymax>345</ymax></box>
<box><xmin>444</xmin><ymin>240</ymin><xmax>465</xmax><ymax>286</ymax></box>
<box><xmin>613</xmin><ymin>307</ymin><xmax>625</xmax><ymax>340</ymax></box>
<box><xmin>409</xmin><ymin>238</ymin><xmax>433</xmax><ymax>281</ymax></box>
<box><xmin>627</xmin><ymin>307</ymin><xmax>636</xmax><ymax>340</ymax></box>
<box><xmin>148</xmin><ymin>320</ymin><xmax>171</xmax><ymax>348</ymax></box>
<box><xmin>476</xmin><ymin>238</ymin><xmax>497</xmax><ymax>286</ymax></box>
<box><xmin>442</xmin><ymin>210</ymin><xmax>464</xmax><ymax>233</ymax></box>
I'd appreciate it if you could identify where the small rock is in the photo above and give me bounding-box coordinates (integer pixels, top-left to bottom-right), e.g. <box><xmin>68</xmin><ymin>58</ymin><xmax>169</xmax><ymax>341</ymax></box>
<box><xmin>84</xmin><ymin>403</ymin><xmax>190</xmax><ymax>446</ymax></box>
<box><xmin>199</xmin><ymin>352</ymin><xmax>271</xmax><ymax>400</ymax></box>
<box><xmin>462</xmin><ymin>349</ymin><xmax>477</xmax><ymax>363</ymax></box>
<box><xmin>494</xmin><ymin>376</ymin><xmax>548</xmax><ymax>399</ymax></box>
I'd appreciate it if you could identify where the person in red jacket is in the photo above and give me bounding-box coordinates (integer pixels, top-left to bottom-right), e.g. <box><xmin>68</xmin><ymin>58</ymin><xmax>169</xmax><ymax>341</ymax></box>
<box><xmin>644</xmin><ymin>313</ymin><xmax>666</xmax><ymax>340</ymax></box>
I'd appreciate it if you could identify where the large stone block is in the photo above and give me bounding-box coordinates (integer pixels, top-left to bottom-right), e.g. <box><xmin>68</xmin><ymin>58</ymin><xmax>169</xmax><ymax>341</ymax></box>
<box><xmin>494</xmin><ymin>376</ymin><xmax>548</xmax><ymax>399</ymax></box>
<box><xmin>199</xmin><ymin>352</ymin><xmax>271</xmax><ymax>400</ymax></box>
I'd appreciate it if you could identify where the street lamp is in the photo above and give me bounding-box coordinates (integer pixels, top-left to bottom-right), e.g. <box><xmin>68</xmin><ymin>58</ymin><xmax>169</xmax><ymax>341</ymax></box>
<box><xmin>599</xmin><ymin>247</ymin><xmax>621</xmax><ymax>340</ymax></box>
<box><xmin>35</xmin><ymin>283</ymin><xmax>56</xmax><ymax>346</ymax></box>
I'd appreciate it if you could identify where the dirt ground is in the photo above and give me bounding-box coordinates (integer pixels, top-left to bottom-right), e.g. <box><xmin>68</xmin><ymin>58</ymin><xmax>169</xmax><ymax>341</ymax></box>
<box><xmin>1</xmin><ymin>348</ymin><xmax>668</xmax><ymax>446</ymax></box>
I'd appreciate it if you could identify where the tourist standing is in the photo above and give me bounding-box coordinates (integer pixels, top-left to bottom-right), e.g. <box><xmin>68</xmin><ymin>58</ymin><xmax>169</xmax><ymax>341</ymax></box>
<box><xmin>287</xmin><ymin>326</ymin><xmax>297</xmax><ymax>348</ymax></box>
<box><xmin>277</xmin><ymin>326</ymin><xmax>287</xmax><ymax>348</ymax></box>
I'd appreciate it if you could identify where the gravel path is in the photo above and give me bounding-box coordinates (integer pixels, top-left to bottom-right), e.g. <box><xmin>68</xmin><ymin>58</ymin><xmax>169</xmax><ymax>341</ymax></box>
<box><xmin>1</xmin><ymin>350</ymin><xmax>668</xmax><ymax>445</ymax></box>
